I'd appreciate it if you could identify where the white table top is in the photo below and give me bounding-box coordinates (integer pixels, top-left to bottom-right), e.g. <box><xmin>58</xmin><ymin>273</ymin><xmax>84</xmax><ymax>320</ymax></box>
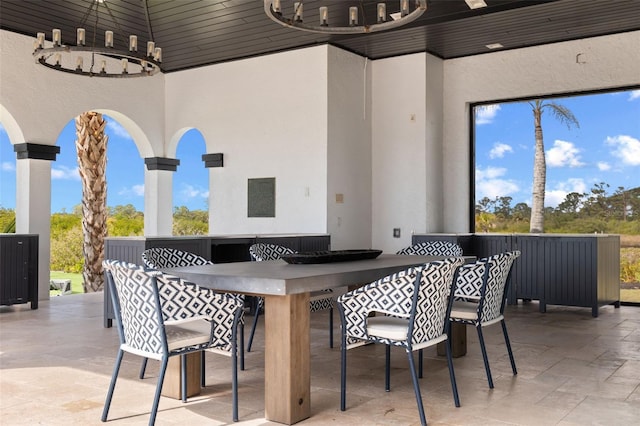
<box><xmin>162</xmin><ymin>254</ymin><xmax>464</xmax><ymax>296</ymax></box>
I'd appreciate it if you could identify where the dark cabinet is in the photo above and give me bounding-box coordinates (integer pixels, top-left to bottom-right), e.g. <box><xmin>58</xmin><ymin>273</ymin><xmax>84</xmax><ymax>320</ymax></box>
<box><xmin>0</xmin><ymin>234</ymin><xmax>38</xmax><ymax>309</ymax></box>
<box><xmin>412</xmin><ymin>233</ymin><xmax>620</xmax><ymax>317</ymax></box>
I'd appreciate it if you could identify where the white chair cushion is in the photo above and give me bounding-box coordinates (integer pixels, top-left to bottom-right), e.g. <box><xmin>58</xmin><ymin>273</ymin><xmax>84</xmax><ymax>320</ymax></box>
<box><xmin>450</xmin><ymin>300</ymin><xmax>478</xmax><ymax>321</ymax></box>
<box><xmin>166</xmin><ymin>319</ymin><xmax>212</xmax><ymax>351</ymax></box>
<box><xmin>366</xmin><ymin>316</ymin><xmax>409</xmax><ymax>341</ymax></box>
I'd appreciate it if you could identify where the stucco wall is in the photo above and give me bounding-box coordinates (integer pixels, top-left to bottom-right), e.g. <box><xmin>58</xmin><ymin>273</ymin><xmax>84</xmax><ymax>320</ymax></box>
<box><xmin>0</xmin><ymin>30</ymin><xmax>164</xmax><ymax>154</ymax></box>
<box><xmin>164</xmin><ymin>46</ymin><xmax>329</xmax><ymax>235</ymax></box>
<box><xmin>327</xmin><ymin>47</ymin><xmax>372</xmax><ymax>250</ymax></box>
<box><xmin>371</xmin><ymin>53</ymin><xmax>429</xmax><ymax>253</ymax></box>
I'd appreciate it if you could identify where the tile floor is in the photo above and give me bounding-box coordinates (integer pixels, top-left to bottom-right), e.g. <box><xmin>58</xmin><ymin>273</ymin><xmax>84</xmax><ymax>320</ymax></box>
<box><xmin>1</xmin><ymin>293</ymin><xmax>639</xmax><ymax>425</ymax></box>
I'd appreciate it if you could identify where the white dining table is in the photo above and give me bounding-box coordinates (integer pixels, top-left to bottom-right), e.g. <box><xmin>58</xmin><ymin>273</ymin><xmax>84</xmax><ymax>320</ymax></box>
<box><xmin>162</xmin><ymin>253</ymin><xmax>456</xmax><ymax>424</ymax></box>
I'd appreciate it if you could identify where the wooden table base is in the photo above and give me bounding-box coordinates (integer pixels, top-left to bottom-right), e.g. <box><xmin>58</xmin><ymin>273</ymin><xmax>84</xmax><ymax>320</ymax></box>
<box><xmin>162</xmin><ymin>352</ymin><xmax>201</xmax><ymax>399</ymax></box>
<box><xmin>437</xmin><ymin>322</ymin><xmax>467</xmax><ymax>358</ymax></box>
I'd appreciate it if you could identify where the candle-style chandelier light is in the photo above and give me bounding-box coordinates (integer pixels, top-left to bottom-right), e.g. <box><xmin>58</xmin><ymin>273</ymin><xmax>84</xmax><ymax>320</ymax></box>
<box><xmin>264</xmin><ymin>1</ymin><xmax>428</xmax><ymax>34</ymax></box>
<box><xmin>33</xmin><ymin>0</ymin><xmax>163</xmax><ymax>78</ymax></box>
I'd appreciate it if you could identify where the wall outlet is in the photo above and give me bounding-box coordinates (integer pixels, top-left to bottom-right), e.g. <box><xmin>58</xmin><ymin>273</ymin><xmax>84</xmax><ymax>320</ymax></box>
<box><xmin>393</xmin><ymin>228</ymin><xmax>401</xmax><ymax>238</ymax></box>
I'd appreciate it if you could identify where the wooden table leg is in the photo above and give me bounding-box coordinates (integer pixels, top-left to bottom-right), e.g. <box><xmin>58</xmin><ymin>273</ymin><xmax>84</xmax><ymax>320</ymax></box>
<box><xmin>162</xmin><ymin>351</ymin><xmax>201</xmax><ymax>399</ymax></box>
<box><xmin>264</xmin><ymin>293</ymin><xmax>310</xmax><ymax>425</ymax></box>
<box><xmin>437</xmin><ymin>322</ymin><xmax>467</xmax><ymax>358</ymax></box>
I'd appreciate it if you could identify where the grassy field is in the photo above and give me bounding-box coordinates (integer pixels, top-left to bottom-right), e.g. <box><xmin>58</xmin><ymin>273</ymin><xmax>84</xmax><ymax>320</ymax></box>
<box><xmin>49</xmin><ymin>271</ymin><xmax>84</xmax><ymax>296</ymax></box>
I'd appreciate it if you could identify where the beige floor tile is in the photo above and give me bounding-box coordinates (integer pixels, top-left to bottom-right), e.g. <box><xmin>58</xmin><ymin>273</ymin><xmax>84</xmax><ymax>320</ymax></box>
<box><xmin>2</xmin><ymin>293</ymin><xmax>640</xmax><ymax>425</ymax></box>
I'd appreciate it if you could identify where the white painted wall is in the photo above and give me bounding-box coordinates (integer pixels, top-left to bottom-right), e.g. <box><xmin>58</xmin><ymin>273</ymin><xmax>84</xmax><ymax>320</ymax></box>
<box><xmin>371</xmin><ymin>53</ymin><xmax>428</xmax><ymax>253</ymax></box>
<box><xmin>165</xmin><ymin>46</ymin><xmax>330</xmax><ymax>235</ymax></box>
<box><xmin>326</xmin><ymin>47</ymin><xmax>372</xmax><ymax>250</ymax></box>
<box><xmin>0</xmin><ymin>31</ymin><xmax>165</xmax><ymax>153</ymax></box>
<box><xmin>441</xmin><ymin>31</ymin><xmax>640</xmax><ymax>232</ymax></box>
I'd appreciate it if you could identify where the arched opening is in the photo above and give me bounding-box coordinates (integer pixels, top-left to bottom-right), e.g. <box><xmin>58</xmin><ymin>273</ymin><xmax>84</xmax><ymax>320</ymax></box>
<box><xmin>172</xmin><ymin>128</ymin><xmax>209</xmax><ymax>235</ymax></box>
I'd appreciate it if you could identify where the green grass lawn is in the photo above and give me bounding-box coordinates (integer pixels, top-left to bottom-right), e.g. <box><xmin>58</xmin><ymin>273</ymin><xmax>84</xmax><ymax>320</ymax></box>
<box><xmin>621</xmin><ymin>289</ymin><xmax>640</xmax><ymax>303</ymax></box>
<box><xmin>49</xmin><ymin>271</ymin><xmax>84</xmax><ymax>296</ymax></box>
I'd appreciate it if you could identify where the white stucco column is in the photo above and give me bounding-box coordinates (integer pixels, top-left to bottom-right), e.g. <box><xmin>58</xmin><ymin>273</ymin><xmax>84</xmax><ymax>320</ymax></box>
<box><xmin>424</xmin><ymin>54</ymin><xmax>445</xmax><ymax>232</ymax></box>
<box><xmin>144</xmin><ymin>157</ymin><xmax>178</xmax><ymax>236</ymax></box>
<box><xmin>15</xmin><ymin>144</ymin><xmax>60</xmax><ymax>301</ymax></box>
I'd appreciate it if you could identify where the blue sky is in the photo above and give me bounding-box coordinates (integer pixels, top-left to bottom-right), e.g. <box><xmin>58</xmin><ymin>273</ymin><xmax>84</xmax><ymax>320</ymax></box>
<box><xmin>1</xmin><ymin>88</ymin><xmax>639</xmax><ymax>213</ymax></box>
<box><xmin>475</xmin><ymin>88</ymin><xmax>640</xmax><ymax>207</ymax></box>
<box><xmin>1</xmin><ymin>118</ymin><xmax>209</xmax><ymax>212</ymax></box>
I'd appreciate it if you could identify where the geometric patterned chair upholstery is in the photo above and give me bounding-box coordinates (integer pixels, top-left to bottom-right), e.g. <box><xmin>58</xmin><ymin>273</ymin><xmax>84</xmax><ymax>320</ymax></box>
<box><xmin>247</xmin><ymin>243</ymin><xmax>335</xmax><ymax>352</ymax></box>
<box><xmin>102</xmin><ymin>259</ymin><xmax>222</xmax><ymax>426</ymax></box>
<box><xmin>396</xmin><ymin>240</ymin><xmax>464</xmax><ymax>256</ymax></box>
<box><xmin>337</xmin><ymin>257</ymin><xmax>466</xmax><ymax>426</ymax></box>
<box><xmin>142</xmin><ymin>247</ymin><xmax>214</xmax><ymax>269</ymax></box>
<box><xmin>449</xmin><ymin>250</ymin><xmax>521</xmax><ymax>389</ymax></box>
<box><xmin>141</xmin><ymin>248</ymin><xmax>246</xmax><ymax>421</ymax></box>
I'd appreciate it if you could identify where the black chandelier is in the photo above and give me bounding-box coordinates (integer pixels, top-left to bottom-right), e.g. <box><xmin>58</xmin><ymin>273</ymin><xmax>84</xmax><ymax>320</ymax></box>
<box><xmin>33</xmin><ymin>0</ymin><xmax>163</xmax><ymax>78</ymax></box>
<box><xmin>264</xmin><ymin>1</ymin><xmax>428</xmax><ymax>34</ymax></box>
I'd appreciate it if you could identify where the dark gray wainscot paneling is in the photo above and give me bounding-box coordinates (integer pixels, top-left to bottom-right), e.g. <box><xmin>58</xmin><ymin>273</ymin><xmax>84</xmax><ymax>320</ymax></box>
<box><xmin>412</xmin><ymin>233</ymin><xmax>620</xmax><ymax>317</ymax></box>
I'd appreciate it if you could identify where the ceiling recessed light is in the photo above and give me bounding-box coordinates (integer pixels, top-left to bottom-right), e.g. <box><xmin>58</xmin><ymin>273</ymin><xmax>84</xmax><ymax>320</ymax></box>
<box><xmin>465</xmin><ymin>0</ymin><xmax>488</xmax><ymax>9</ymax></box>
<box><xmin>486</xmin><ymin>43</ymin><xmax>504</xmax><ymax>49</ymax></box>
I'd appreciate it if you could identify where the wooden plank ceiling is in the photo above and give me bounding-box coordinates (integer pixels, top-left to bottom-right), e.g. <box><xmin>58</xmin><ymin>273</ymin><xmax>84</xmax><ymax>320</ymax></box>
<box><xmin>1</xmin><ymin>0</ymin><xmax>639</xmax><ymax>73</ymax></box>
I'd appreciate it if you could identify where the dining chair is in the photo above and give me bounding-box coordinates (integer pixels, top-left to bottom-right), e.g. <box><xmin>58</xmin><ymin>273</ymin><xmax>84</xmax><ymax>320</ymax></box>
<box><xmin>396</xmin><ymin>239</ymin><xmax>464</xmax><ymax>372</ymax></box>
<box><xmin>396</xmin><ymin>240</ymin><xmax>464</xmax><ymax>256</ymax></box>
<box><xmin>102</xmin><ymin>259</ymin><xmax>234</xmax><ymax>425</ymax></box>
<box><xmin>141</xmin><ymin>247</ymin><xmax>246</xmax><ymax>419</ymax></box>
<box><xmin>247</xmin><ymin>243</ymin><xmax>335</xmax><ymax>352</ymax></box>
<box><xmin>140</xmin><ymin>247</ymin><xmax>244</xmax><ymax>376</ymax></box>
<box><xmin>449</xmin><ymin>250</ymin><xmax>521</xmax><ymax>389</ymax></box>
<box><xmin>337</xmin><ymin>257</ymin><xmax>465</xmax><ymax>426</ymax></box>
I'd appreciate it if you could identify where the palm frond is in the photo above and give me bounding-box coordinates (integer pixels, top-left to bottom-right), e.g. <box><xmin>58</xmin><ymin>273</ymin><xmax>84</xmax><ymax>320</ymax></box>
<box><xmin>544</xmin><ymin>102</ymin><xmax>580</xmax><ymax>129</ymax></box>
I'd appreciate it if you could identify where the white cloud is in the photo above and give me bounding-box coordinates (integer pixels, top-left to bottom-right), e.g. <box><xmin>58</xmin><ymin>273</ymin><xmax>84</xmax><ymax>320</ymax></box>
<box><xmin>476</xmin><ymin>166</ymin><xmax>507</xmax><ymax>180</ymax></box>
<box><xmin>51</xmin><ymin>165</ymin><xmax>80</xmax><ymax>180</ymax></box>
<box><xmin>180</xmin><ymin>184</ymin><xmax>209</xmax><ymax>199</ymax></box>
<box><xmin>628</xmin><ymin>90</ymin><xmax>640</xmax><ymax>101</ymax></box>
<box><xmin>597</xmin><ymin>162</ymin><xmax>611</xmax><ymax>171</ymax></box>
<box><xmin>489</xmin><ymin>142</ymin><xmax>514</xmax><ymax>159</ymax></box>
<box><xmin>475</xmin><ymin>104</ymin><xmax>501</xmax><ymax>125</ymax></box>
<box><xmin>546</xmin><ymin>140</ymin><xmax>585</xmax><ymax>168</ymax></box>
<box><xmin>475</xmin><ymin>166</ymin><xmax>519</xmax><ymax>199</ymax></box>
<box><xmin>476</xmin><ymin>179</ymin><xmax>519</xmax><ymax>200</ymax></box>
<box><xmin>106</xmin><ymin>121</ymin><xmax>132</xmax><ymax>140</ymax></box>
<box><xmin>606</xmin><ymin>135</ymin><xmax>640</xmax><ymax>166</ymax></box>
<box><xmin>118</xmin><ymin>184</ymin><xmax>144</xmax><ymax>197</ymax></box>
<box><xmin>2</xmin><ymin>162</ymin><xmax>15</xmax><ymax>171</ymax></box>
<box><xmin>546</xmin><ymin>178</ymin><xmax>587</xmax><ymax>207</ymax></box>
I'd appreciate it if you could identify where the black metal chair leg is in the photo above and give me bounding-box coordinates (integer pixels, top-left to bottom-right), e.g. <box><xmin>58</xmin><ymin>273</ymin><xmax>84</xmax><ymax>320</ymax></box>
<box><xmin>232</xmin><ymin>338</ymin><xmax>239</xmax><ymax>422</ymax></box>
<box><xmin>340</xmin><ymin>333</ymin><xmax>347</xmax><ymax>411</ymax></box>
<box><xmin>418</xmin><ymin>348</ymin><xmax>423</xmax><ymax>378</ymax></box>
<box><xmin>239</xmin><ymin>322</ymin><xmax>245</xmax><ymax>371</ymax></box>
<box><xmin>385</xmin><ymin>344</ymin><xmax>391</xmax><ymax>392</ymax></box>
<box><xmin>139</xmin><ymin>357</ymin><xmax>148</xmax><ymax>379</ymax></box>
<box><xmin>247</xmin><ymin>300</ymin><xmax>261</xmax><ymax>352</ymax></box>
<box><xmin>329</xmin><ymin>307</ymin><xmax>334</xmax><ymax>348</ymax></box>
<box><xmin>181</xmin><ymin>354</ymin><xmax>187</xmax><ymax>403</ymax></box>
<box><xmin>201</xmin><ymin>351</ymin><xmax>206</xmax><ymax>388</ymax></box>
<box><xmin>476</xmin><ymin>325</ymin><xmax>494</xmax><ymax>389</ymax></box>
<box><xmin>406</xmin><ymin>350</ymin><xmax>427</xmax><ymax>426</ymax></box>
<box><xmin>150</xmin><ymin>357</ymin><xmax>169</xmax><ymax>426</ymax></box>
<box><xmin>445</xmin><ymin>338</ymin><xmax>461</xmax><ymax>407</ymax></box>
<box><xmin>501</xmin><ymin>319</ymin><xmax>517</xmax><ymax>375</ymax></box>
<box><xmin>101</xmin><ymin>349</ymin><xmax>124</xmax><ymax>422</ymax></box>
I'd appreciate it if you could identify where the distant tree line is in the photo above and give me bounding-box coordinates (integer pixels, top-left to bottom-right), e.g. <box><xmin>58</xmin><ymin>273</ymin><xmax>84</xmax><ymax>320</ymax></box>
<box><xmin>0</xmin><ymin>205</ymin><xmax>208</xmax><ymax>273</ymax></box>
<box><xmin>476</xmin><ymin>183</ymin><xmax>640</xmax><ymax>234</ymax></box>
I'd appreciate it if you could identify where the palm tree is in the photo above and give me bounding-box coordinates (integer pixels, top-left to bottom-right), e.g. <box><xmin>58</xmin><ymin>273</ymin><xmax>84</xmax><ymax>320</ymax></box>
<box><xmin>528</xmin><ymin>99</ymin><xmax>579</xmax><ymax>233</ymax></box>
<box><xmin>75</xmin><ymin>111</ymin><xmax>108</xmax><ymax>292</ymax></box>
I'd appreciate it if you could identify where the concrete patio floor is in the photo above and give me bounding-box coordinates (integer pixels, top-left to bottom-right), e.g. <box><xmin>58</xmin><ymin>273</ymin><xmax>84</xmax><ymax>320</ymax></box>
<box><xmin>1</xmin><ymin>292</ymin><xmax>639</xmax><ymax>425</ymax></box>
